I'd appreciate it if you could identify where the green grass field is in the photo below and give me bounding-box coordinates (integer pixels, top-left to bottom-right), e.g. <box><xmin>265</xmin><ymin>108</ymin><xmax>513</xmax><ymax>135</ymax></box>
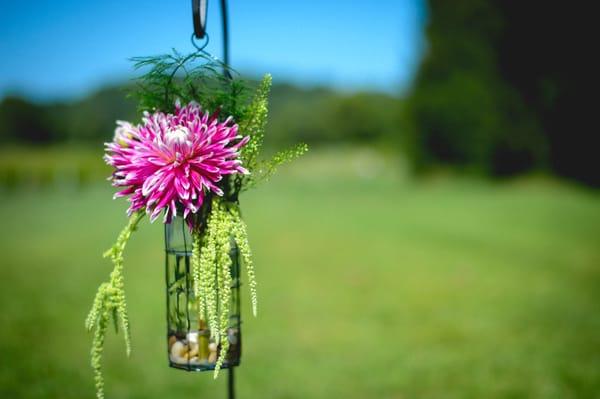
<box><xmin>1</xmin><ymin>149</ymin><xmax>599</xmax><ymax>398</ymax></box>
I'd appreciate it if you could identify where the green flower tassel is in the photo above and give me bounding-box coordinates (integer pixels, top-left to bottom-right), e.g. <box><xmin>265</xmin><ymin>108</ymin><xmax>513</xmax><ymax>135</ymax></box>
<box><xmin>85</xmin><ymin>211</ymin><xmax>143</xmax><ymax>399</ymax></box>
<box><xmin>230</xmin><ymin>206</ymin><xmax>258</xmax><ymax>317</ymax></box>
<box><xmin>189</xmin><ymin>198</ymin><xmax>258</xmax><ymax>378</ymax></box>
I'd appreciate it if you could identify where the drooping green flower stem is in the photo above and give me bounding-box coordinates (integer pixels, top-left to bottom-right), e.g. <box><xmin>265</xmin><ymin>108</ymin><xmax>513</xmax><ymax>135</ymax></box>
<box><xmin>85</xmin><ymin>211</ymin><xmax>143</xmax><ymax>399</ymax></box>
<box><xmin>190</xmin><ymin>197</ymin><xmax>258</xmax><ymax>377</ymax></box>
<box><xmin>230</xmin><ymin>206</ymin><xmax>257</xmax><ymax>317</ymax></box>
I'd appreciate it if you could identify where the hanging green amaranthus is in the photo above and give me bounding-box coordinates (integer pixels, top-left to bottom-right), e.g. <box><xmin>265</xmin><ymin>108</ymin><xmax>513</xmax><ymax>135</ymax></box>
<box><xmin>190</xmin><ymin>197</ymin><xmax>259</xmax><ymax>376</ymax></box>
<box><xmin>85</xmin><ymin>211</ymin><xmax>143</xmax><ymax>399</ymax></box>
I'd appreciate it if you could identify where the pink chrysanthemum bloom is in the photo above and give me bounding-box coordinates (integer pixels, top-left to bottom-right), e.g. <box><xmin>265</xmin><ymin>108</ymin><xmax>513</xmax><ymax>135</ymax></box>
<box><xmin>105</xmin><ymin>101</ymin><xmax>249</xmax><ymax>222</ymax></box>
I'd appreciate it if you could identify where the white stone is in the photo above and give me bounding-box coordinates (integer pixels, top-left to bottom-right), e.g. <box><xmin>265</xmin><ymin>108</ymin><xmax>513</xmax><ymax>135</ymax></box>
<box><xmin>186</xmin><ymin>331</ymin><xmax>199</xmax><ymax>343</ymax></box>
<box><xmin>170</xmin><ymin>341</ymin><xmax>186</xmax><ymax>359</ymax></box>
<box><xmin>187</xmin><ymin>342</ymin><xmax>199</xmax><ymax>357</ymax></box>
<box><xmin>208</xmin><ymin>352</ymin><xmax>217</xmax><ymax>363</ymax></box>
<box><xmin>208</xmin><ymin>342</ymin><xmax>218</xmax><ymax>352</ymax></box>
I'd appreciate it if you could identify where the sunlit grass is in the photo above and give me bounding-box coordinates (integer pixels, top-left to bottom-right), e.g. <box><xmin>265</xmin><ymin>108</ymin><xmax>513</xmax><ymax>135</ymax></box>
<box><xmin>1</xmin><ymin>149</ymin><xmax>599</xmax><ymax>398</ymax></box>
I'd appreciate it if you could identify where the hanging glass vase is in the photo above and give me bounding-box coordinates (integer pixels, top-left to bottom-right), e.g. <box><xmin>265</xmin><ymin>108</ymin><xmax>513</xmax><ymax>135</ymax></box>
<box><xmin>165</xmin><ymin>215</ymin><xmax>241</xmax><ymax>371</ymax></box>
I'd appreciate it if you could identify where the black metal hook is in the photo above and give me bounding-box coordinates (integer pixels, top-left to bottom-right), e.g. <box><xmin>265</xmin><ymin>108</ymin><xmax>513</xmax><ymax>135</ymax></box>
<box><xmin>192</xmin><ymin>0</ymin><xmax>208</xmax><ymax>39</ymax></box>
<box><xmin>191</xmin><ymin>0</ymin><xmax>231</xmax><ymax>80</ymax></box>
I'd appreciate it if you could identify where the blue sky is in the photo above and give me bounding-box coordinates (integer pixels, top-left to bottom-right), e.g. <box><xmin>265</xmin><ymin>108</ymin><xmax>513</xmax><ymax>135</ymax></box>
<box><xmin>0</xmin><ymin>0</ymin><xmax>426</xmax><ymax>101</ymax></box>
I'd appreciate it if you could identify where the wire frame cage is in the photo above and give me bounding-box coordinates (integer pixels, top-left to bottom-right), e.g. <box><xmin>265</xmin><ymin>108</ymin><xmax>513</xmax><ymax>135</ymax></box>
<box><xmin>165</xmin><ymin>215</ymin><xmax>241</xmax><ymax>371</ymax></box>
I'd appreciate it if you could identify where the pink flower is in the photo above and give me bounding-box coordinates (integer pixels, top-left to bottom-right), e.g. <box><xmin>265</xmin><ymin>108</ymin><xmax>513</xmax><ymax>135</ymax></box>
<box><xmin>105</xmin><ymin>101</ymin><xmax>249</xmax><ymax>222</ymax></box>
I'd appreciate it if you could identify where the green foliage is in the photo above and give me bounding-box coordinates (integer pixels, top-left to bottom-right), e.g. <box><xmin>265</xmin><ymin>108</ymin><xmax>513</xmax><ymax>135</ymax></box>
<box><xmin>230</xmin><ymin>207</ymin><xmax>257</xmax><ymax>317</ymax></box>
<box><xmin>85</xmin><ymin>211</ymin><xmax>143</xmax><ymax>399</ymax></box>
<box><xmin>0</xmin><ymin>97</ymin><xmax>61</xmax><ymax>144</ymax></box>
<box><xmin>191</xmin><ymin>231</ymin><xmax>204</xmax><ymax>320</ymax></box>
<box><xmin>232</xmin><ymin>75</ymin><xmax>309</xmax><ymax>194</ymax></box>
<box><xmin>129</xmin><ymin>53</ymin><xmax>308</xmax><ymax>198</ymax></box>
<box><xmin>408</xmin><ymin>69</ymin><xmax>545</xmax><ymax>175</ymax></box>
<box><xmin>408</xmin><ymin>0</ymin><xmax>597</xmax><ymax>185</ymax></box>
<box><xmin>239</xmin><ymin>74</ymin><xmax>271</xmax><ymax>172</ymax></box>
<box><xmin>130</xmin><ymin>50</ymin><xmax>249</xmax><ymax>119</ymax></box>
<box><xmin>193</xmin><ymin>200</ymin><xmax>220</xmax><ymax>345</ymax></box>
<box><xmin>244</xmin><ymin>143</ymin><xmax>309</xmax><ymax>191</ymax></box>
<box><xmin>190</xmin><ymin>197</ymin><xmax>258</xmax><ymax>378</ymax></box>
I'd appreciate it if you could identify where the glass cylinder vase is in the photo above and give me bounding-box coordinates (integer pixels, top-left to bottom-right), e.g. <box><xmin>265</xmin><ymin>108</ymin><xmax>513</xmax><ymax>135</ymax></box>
<box><xmin>164</xmin><ymin>215</ymin><xmax>241</xmax><ymax>371</ymax></box>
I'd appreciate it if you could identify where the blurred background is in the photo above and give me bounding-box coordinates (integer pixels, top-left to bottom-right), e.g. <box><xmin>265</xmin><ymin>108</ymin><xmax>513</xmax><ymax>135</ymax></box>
<box><xmin>1</xmin><ymin>1</ymin><xmax>598</xmax><ymax>398</ymax></box>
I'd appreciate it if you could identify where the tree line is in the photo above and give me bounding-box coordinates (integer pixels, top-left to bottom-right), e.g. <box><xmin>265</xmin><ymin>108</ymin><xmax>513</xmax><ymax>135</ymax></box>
<box><xmin>1</xmin><ymin>0</ymin><xmax>596</xmax><ymax>186</ymax></box>
<box><xmin>0</xmin><ymin>82</ymin><xmax>404</xmax><ymax>149</ymax></box>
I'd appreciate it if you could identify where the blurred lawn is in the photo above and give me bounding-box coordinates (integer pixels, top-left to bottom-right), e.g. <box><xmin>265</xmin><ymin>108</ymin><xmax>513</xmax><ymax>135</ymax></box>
<box><xmin>1</xmin><ymin>148</ymin><xmax>599</xmax><ymax>398</ymax></box>
<box><xmin>0</xmin><ymin>146</ymin><xmax>110</xmax><ymax>189</ymax></box>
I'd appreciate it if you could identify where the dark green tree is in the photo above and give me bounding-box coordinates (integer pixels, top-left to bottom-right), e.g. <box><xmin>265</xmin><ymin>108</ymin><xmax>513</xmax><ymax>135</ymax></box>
<box><xmin>0</xmin><ymin>97</ymin><xmax>59</xmax><ymax>144</ymax></box>
<box><xmin>407</xmin><ymin>0</ymin><xmax>597</xmax><ymax>184</ymax></box>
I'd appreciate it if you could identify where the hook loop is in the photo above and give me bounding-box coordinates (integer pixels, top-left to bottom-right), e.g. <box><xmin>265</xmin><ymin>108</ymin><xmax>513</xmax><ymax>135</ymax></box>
<box><xmin>190</xmin><ymin>32</ymin><xmax>210</xmax><ymax>52</ymax></box>
<box><xmin>192</xmin><ymin>0</ymin><xmax>208</xmax><ymax>39</ymax></box>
